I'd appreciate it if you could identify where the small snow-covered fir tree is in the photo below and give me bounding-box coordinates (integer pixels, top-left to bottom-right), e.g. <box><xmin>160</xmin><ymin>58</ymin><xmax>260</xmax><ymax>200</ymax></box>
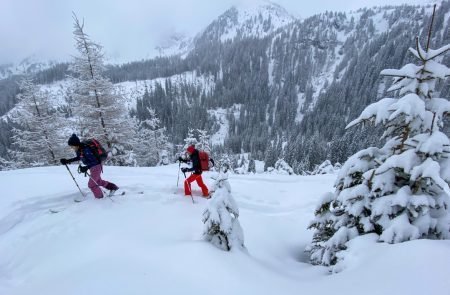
<box><xmin>218</xmin><ymin>153</ymin><xmax>233</xmax><ymax>172</ymax></box>
<box><xmin>234</xmin><ymin>154</ymin><xmax>249</xmax><ymax>174</ymax></box>
<box><xmin>264</xmin><ymin>142</ymin><xmax>278</xmax><ymax>171</ymax></box>
<box><xmin>296</xmin><ymin>157</ymin><xmax>311</xmax><ymax>175</ymax></box>
<box><xmin>307</xmin><ymin>147</ymin><xmax>384</xmax><ymax>266</ymax></box>
<box><xmin>196</xmin><ymin>129</ymin><xmax>211</xmax><ymax>153</ymax></box>
<box><xmin>274</xmin><ymin>158</ymin><xmax>294</xmax><ymax>175</ymax></box>
<box><xmin>202</xmin><ymin>172</ymin><xmax>245</xmax><ymax>251</ymax></box>
<box><xmin>308</xmin><ymin>9</ymin><xmax>450</xmax><ymax>268</ymax></box>
<box><xmin>10</xmin><ymin>77</ymin><xmax>64</xmax><ymax>167</ymax></box>
<box><xmin>133</xmin><ymin>107</ymin><xmax>169</xmax><ymax>166</ymax></box>
<box><xmin>0</xmin><ymin>155</ymin><xmax>14</xmax><ymax>170</ymax></box>
<box><xmin>69</xmin><ymin>15</ymin><xmax>135</xmax><ymax>165</ymax></box>
<box><xmin>311</xmin><ymin>160</ymin><xmax>334</xmax><ymax>175</ymax></box>
<box><xmin>248</xmin><ymin>157</ymin><xmax>256</xmax><ymax>173</ymax></box>
<box><xmin>183</xmin><ymin>128</ymin><xmax>198</xmax><ymax>149</ymax></box>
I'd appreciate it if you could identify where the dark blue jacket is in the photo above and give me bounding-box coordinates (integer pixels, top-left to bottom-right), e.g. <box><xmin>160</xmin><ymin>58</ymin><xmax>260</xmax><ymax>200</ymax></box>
<box><xmin>181</xmin><ymin>149</ymin><xmax>202</xmax><ymax>174</ymax></box>
<box><xmin>68</xmin><ymin>143</ymin><xmax>100</xmax><ymax>168</ymax></box>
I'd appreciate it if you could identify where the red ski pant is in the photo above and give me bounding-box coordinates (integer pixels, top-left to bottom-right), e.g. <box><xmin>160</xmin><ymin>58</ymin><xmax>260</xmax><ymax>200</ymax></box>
<box><xmin>184</xmin><ymin>173</ymin><xmax>209</xmax><ymax>196</ymax></box>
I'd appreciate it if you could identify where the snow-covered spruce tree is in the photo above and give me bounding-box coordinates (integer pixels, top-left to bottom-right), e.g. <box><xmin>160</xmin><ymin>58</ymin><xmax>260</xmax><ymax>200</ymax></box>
<box><xmin>133</xmin><ymin>107</ymin><xmax>169</xmax><ymax>166</ymax></box>
<box><xmin>234</xmin><ymin>154</ymin><xmax>249</xmax><ymax>174</ymax></box>
<box><xmin>176</xmin><ymin>128</ymin><xmax>199</xmax><ymax>160</ymax></box>
<box><xmin>183</xmin><ymin>128</ymin><xmax>198</xmax><ymax>149</ymax></box>
<box><xmin>307</xmin><ymin>147</ymin><xmax>384</xmax><ymax>266</ymax></box>
<box><xmin>264</xmin><ymin>142</ymin><xmax>277</xmax><ymax>171</ymax></box>
<box><xmin>0</xmin><ymin>155</ymin><xmax>14</xmax><ymax>170</ymax></box>
<box><xmin>308</xmin><ymin>10</ymin><xmax>450</xmax><ymax>267</ymax></box>
<box><xmin>196</xmin><ymin>129</ymin><xmax>211</xmax><ymax>153</ymax></box>
<box><xmin>248</xmin><ymin>157</ymin><xmax>256</xmax><ymax>173</ymax></box>
<box><xmin>311</xmin><ymin>160</ymin><xmax>334</xmax><ymax>175</ymax></box>
<box><xmin>69</xmin><ymin>15</ymin><xmax>135</xmax><ymax>165</ymax></box>
<box><xmin>274</xmin><ymin>158</ymin><xmax>294</xmax><ymax>175</ymax></box>
<box><xmin>202</xmin><ymin>171</ymin><xmax>245</xmax><ymax>251</ymax></box>
<box><xmin>217</xmin><ymin>153</ymin><xmax>233</xmax><ymax>172</ymax></box>
<box><xmin>10</xmin><ymin>77</ymin><xmax>64</xmax><ymax>167</ymax></box>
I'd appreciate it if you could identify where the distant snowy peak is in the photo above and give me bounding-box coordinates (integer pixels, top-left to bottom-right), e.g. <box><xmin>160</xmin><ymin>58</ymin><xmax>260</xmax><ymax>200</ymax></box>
<box><xmin>154</xmin><ymin>1</ymin><xmax>296</xmax><ymax>58</ymax></box>
<box><xmin>0</xmin><ymin>55</ymin><xmax>58</xmax><ymax>80</ymax></box>
<box><xmin>154</xmin><ymin>32</ymin><xmax>193</xmax><ymax>57</ymax></box>
<box><xmin>199</xmin><ymin>1</ymin><xmax>296</xmax><ymax>43</ymax></box>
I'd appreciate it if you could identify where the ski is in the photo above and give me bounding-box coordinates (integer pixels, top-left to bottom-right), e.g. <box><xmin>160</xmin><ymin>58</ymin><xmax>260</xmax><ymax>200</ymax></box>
<box><xmin>108</xmin><ymin>190</ymin><xmax>126</xmax><ymax>198</ymax></box>
<box><xmin>108</xmin><ymin>191</ymin><xmax>144</xmax><ymax>197</ymax></box>
<box><xmin>49</xmin><ymin>208</ymin><xmax>66</xmax><ymax>214</ymax></box>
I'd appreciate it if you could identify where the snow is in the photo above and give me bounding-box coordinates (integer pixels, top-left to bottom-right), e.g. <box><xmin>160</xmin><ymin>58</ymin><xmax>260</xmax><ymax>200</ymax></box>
<box><xmin>388</xmin><ymin>93</ymin><xmax>425</xmax><ymax>122</ymax></box>
<box><xmin>1</xmin><ymin>165</ymin><xmax>449</xmax><ymax>294</ymax></box>
<box><xmin>208</xmin><ymin>108</ymin><xmax>229</xmax><ymax>146</ymax></box>
<box><xmin>346</xmin><ymin>97</ymin><xmax>396</xmax><ymax>128</ymax></box>
<box><xmin>381</xmin><ymin>63</ymin><xmax>420</xmax><ymax>78</ymax></box>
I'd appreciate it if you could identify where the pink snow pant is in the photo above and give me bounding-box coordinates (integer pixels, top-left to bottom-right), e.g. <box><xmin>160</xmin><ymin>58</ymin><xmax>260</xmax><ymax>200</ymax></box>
<box><xmin>88</xmin><ymin>164</ymin><xmax>110</xmax><ymax>198</ymax></box>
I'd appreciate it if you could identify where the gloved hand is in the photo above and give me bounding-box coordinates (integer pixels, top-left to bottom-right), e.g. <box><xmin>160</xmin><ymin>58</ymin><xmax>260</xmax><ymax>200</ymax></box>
<box><xmin>178</xmin><ymin>156</ymin><xmax>183</xmax><ymax>162</ymax></box>
<box><xmin>60</xmin><ymin>158</ymin><xmax>69</xmax><ymax>165</ymax></box>
<box><xmin>181</xmin><ymin>167</ymin><xmax>189</xmax><ymax>173</ymax></box>
<box><xmin>78</xmin><ymin>165</ymin><xmax>89</xmax><ymax>173</ymax></box>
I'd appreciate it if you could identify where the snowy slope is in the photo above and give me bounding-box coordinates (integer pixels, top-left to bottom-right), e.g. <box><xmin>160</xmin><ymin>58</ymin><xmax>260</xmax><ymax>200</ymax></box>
<box><xmin>1</xmin><ymin>165</ymin><xmax>449</xmax><ymax>295</ymax></box>
<box><xmin>0</xmin><ymin>70</ymin><xmax>216</xmax><ymax>122</ymax></box>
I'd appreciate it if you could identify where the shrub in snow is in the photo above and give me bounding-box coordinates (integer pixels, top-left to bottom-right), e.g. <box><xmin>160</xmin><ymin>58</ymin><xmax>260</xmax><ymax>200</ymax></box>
<box><xmin>202</xmin><ymin>172</ymin><xmax>245</xmax><ymax>251</ymax></box>
<box><xmin>0</xmin><ymin>156</ymin><xmax>14</xmax><ymax>170</ymax></box>
<box><xmin>311</xmin><ymin>160</ymin><xmax>335</xmax><ymax>175</ymax></box>
<box><xmin>217</xmin><ymin>154</ymin><xmax>234</xmax><ymax>173</ymax></box>
<box><xmin>158</xmin><ymin>150</ymin><xmax>170</xmax><ymax>165</ymax></box>
<box><xmin>266</xmin><ymin>159</ymin><xmax>294</xmax><ymax>175</ymax></box>
<box><xmin>294</xmin><ymin>159</ymin><xmax>311</xmax><ymax>175</ymax></box>
<box><xmin>274</xmin><ymin>158</ymin><xmax>294</xmax><ymax>175</ymax></box>
<box><xmin>248</xmin><ymin>158</ymin><xmax>256</xmax><ymax>173</ymax></box>
<box><xmin>234</xmin><ymin>154</ymin><xmax>249</xmax><ymax>174</ymax></box>
<box><xmin>308</xmin><ymin>18</ymin><xmax>450</xmax><ymax>268</ymax></box>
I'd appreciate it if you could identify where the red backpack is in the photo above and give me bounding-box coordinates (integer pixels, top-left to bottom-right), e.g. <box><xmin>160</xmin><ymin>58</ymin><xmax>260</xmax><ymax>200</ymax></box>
<box><xmin>199</xmin><ymin>151</ymin><xmax>214</xmax><ymax>171</ymax></box>
<box><xmin>84</xmin><ymin>139</ymin><xmax>108</xmax><ymax>162</ymax></box>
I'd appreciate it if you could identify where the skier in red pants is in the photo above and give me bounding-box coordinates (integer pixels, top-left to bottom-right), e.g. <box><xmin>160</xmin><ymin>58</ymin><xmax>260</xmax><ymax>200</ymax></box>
<box><xmin>179</xmin><ymin>145</ymin><xmax>210</xmax><ymax>198</ymax></box>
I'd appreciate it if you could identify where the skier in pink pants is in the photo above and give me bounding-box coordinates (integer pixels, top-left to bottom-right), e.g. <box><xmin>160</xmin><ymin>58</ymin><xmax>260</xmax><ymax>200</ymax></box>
<box><xmin>60</xmin><ymin>134</ymin><xmax>119</xmax><ymax>199</ymax></box>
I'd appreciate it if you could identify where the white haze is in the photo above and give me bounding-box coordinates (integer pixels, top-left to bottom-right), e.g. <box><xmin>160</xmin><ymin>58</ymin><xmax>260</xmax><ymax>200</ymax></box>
<box><xmin>0</xmin><ymin>0</ymin><xmax>432</xmax><ymax>64</ymax></box>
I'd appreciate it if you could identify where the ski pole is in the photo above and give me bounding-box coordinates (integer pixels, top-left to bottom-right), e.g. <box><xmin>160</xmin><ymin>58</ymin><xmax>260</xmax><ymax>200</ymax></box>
<box><xmin>64</xmin><ymin>164</ymin><xmax>86</xmax><ymax>198</ymax></box>
<box><xmin>183</xmin><ymin>171</ymin><xmax>194</xmax><ymax>204</ymax></box>
<box><xmin>177</xmin><ymin>161</ymin><xmax>181</xmax><ymax>187</ymax></box>
<box><xmin>86</xmin><ymin>171</ymin><xmax>114</xmax><ymax>202</ymax></box>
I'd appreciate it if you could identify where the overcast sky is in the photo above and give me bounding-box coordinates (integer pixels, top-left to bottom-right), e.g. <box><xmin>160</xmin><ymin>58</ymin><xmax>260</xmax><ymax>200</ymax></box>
<box><xmin>0</xmin><ymin>0</ymin><xmax>431</xmax><ymax>64</ymax></box>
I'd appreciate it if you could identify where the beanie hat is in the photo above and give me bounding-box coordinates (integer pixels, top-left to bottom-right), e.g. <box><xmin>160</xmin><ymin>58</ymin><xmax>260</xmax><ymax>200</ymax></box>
<box><xmin>186</xmin><ymin>145</ymin><xmax>195</xmax><ymax>154</ymax></box>
<box><xmin>68</xmin><ymin>134</ymin><xmax>81</xmax><ymax>146</ymax></box>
